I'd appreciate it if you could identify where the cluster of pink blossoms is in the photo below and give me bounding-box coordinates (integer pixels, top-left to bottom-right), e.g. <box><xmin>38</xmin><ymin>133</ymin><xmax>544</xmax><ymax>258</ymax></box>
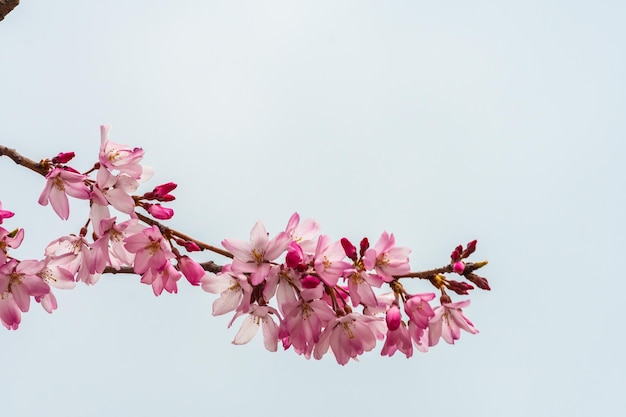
<box><xmin>1</xmin><ymin>126</ymin><xmax>205</xmax><ymax>329</ymax></box>
<box><xmin>1</xmin><ymin>125</ymin><xmax>490</xmax><ymax>365</ymax></box>
<box><xmin>201</xmin><ymin>213</ymin><xmax>485</xmax><ymax>365</ymax></box>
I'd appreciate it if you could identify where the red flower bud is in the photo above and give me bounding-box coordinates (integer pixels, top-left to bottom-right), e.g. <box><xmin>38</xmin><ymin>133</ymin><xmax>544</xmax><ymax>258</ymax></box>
<box><xmin>285</xmin><ymin>242</ymin><xmax>305</xmax><ymax>269</ymax></box>
<box><xmin>450</xmin><ymin>248</ymin><xmax>462</xmax><ymax>262</ymax></box>
<box><xmin>52</xmin><ymin>151</ymin><xmax>76</xmax><ymax>164</ymax></box>
<box><xmin>359</xmin><ymin>237</ymin><xmax>370</xmax><ymax>257</ymax></box>
<box><xmin>466</xmin><ymin>273</ymin><xmax>490</xmax><ymax>291</ymax></box>
<box><xmin>462</xmin><ymin>240</ymin><xmax>477</xmax><ymax>258</ymax></box>
<box><xmin>445</xmin><ymin>279</ymin><xmax>474</xmax><ymax>295</ymax></box>
<box><xmin>341</xmin><ymin>238</ymin><xmax>357</xmax><ymax>261</ymax></box>
<box><xmin>300</xmin><ymin>275</ymin><xmax>321</xmax><ymax>289</ymax></box>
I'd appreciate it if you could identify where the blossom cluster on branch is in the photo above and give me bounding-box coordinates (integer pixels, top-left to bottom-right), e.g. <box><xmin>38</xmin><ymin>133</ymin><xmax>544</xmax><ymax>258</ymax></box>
<box><xmin>0</xmin><ymin>126</ymin><xmax>490</xmax><ymax>364</ymax></box>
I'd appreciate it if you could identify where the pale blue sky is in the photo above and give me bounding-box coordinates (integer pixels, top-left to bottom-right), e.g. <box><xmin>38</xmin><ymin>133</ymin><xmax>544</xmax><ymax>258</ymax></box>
<box><xmin>1</xmin><ymin>1</ymin><xmax>625</xmax><ymax>416</ymax></box>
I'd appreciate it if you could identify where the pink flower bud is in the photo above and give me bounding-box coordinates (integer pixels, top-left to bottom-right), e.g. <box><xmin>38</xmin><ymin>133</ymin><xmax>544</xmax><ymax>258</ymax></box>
<box><xmin>286</xmin><ymin>242</ymin><xmax>304</xmax><ymax>269</ymax></box>
<box><xmin>300</xmin><ymin>275</ymin><xmax>321</xmax><ymax>289</ymax></box>
<box><xmin>386</xmin><ymin>304</ymin><xmax>402</xmax><ymax>331</ymax></box>
<box><xmin>184</xmin><ymin>241</ymin><xmax>201</xmax><ymax>252</ymax></box>
<box><xmin>453</xmin><ymin>261</ymin><xmax>465</xmax><ymax>274</ymax></box>
<box><xmin>147</xmin><ymin>204</ymin><xmax>174</xmax><ymax>220</ymax></box>
<box><xmin>178</xmin><ymin>256</ymin><xmax>205</xmax><ymax>285</ymax></box>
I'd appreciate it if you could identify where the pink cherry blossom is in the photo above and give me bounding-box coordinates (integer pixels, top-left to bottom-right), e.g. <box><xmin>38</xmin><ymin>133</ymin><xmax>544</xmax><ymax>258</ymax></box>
<box><xmin>232</xmin><ymin>305</ymin><xmax>280</xmax><ymax>352</ymax></box>
<box><xmin>381</xmin><ymin>321</ymin><xmax>413</xmax><ymax>358</ymax></box>
<box><xmin>35</xmin><ymin>292</ymin><xmax>58</xmax><ymax>314</ymax></box>
<box><xmin>140</xmin><ymin>262</ymin><xmax>181</xmax><ymax>296</ymax></box>
<box><xmin>99</xmin><ymin>125</ymin><xmax>146</xmax><ymax>179</ymax></box>
<box><xmin>201</xmin><ymin>266</ymin><xmax>252</xmax><ymax>316</ymax></box>
<box><xmin>313</xmin><ymin>235</ymin><xmax>351</xmax><ymax>287</ymax></box>
<box><xmin>38</xmin><ymin>168</ymin><xmax>91</xmax><ymax>220</ymax></box>
<box><xmin>0</xmin><ymin>259</ymin><xmax>49</xmax><ymax>315</ymax></box>
<box><xmin>0</xmin><ymin>293</ymin><xmax>21</xmax><ymax>330</ymax></box>
<box><xmin>345</xmin><ymin>269</ymin><xmax>382</xmax><ymax>307</ymax></box>
<box><xmin>124</xmin><ymin>225</ymin><xmax>174</xmax><ymax>274</ymax></box>
<box><xmin>404</xmin><ymin>293</ymin><xmax>436</xmax><ymax>330</ymax></box>
<box><xmin>90</xmin><ymin>168</ymin><xmax>138</xmax><ymax>232</ymax></box>
<box><xmin>363</xmin><ymin>231</ymin><xmax>411</xmax><ymax>282</ymax></box>
<box><xmin>408</xmin><ymin>321</ymin><xmax>430</xmax><ymax>352</ymax></box>
<box><xmin>313</xmin><ymin>313</ymin><xmax>381</xmax><ymax>365</ymax></box>
<box><xmin>38</xmin><ymin>262</ymin><xmax>76</xmax><ymax>290</ymax></box>
<box><xmin>261</xmin><ymin>267</ymin><xmax>300</xmax><ymax>313</ymax></box>
<box><xmin>281</xmin><ymin>298</ymin><xmax>336</xmax><ymax>358</ymax></box>
<box><xmin>0</xmin><ymin>227</ymin><xmax>24</xmax><ymax>264</ymax></box>
<box><xmin>32</xmin><ymin>261</ymin><xmax>70</xmax><ymax>315</ymax></box>
<box><xmin>284</xmin><ymin>212</ymin><xmax>320</xmax><ymax>253</ymax></box>
<box><xmin>222</xmin><ymin>221</ymin><xmax>290</xmax><ymax>286</ymax></box>
<box><xmin>428</xmin><ymin>299</ymin><xmax>478</xmax><ymax>346</ymax></box>
<box><xmin>97</xmin><ymin>218</ymin><xmax>142</xmax><ymax>269</ymax></box>
<box><xmin>45</xmin><ymin>234</ymin><xmax>101</xmax><ymax>285</ymax></box>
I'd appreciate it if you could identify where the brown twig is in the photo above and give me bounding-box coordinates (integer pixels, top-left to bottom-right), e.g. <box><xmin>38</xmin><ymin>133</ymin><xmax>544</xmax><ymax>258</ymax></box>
<box><xmin>2</xmin><ymin>144</ymin><xmax>487</xmax><ymax>282</ymax></box>
<box><xmin>0</xmin><ymin>0</ymin><xmax>19</xmax><ymax>22</ymax></box>
<box><xmin>104</xmin><ymin>260</ymin><xmax>222</xmax><ymax>275</ymax></box>
<box><xmin>0</xmin><ymin>145</ymin><xmax>50</xmax><ymax>177</ymax></box>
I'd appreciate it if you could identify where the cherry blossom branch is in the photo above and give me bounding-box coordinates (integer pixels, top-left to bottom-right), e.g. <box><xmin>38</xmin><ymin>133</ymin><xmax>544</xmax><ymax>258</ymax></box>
<box><xmin>0</xmin><ymin>145</ymin><xmax>51</xmax><ymax>177</ymax></box>
<box><xmin>103</xmin><ymin>260</ymin><xmax>222</xmax><ymax>275</ymax></box>
<box><xmin>0</xmin><ymin>145</ymin><xmax>485</xmax><ymax>282</ymax></box>
<box><xmin>0</xmin><ymin>126</ymin><xmax>491</xmax><ymax>364</ymax></box>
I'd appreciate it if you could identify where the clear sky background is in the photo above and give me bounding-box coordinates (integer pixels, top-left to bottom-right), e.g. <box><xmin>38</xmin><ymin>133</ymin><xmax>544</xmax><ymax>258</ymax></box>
<box><xmin>1</xmin><ymin>1</ymin><xmax>625</xmax><ymax>416</ymax></box>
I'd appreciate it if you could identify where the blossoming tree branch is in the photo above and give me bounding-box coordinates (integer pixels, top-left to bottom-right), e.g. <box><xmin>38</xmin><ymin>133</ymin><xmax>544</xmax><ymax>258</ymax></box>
<box><xmin>0</xmin><ymin>126</ymin><xmax>490</xmax><ymax>364</ymax></box>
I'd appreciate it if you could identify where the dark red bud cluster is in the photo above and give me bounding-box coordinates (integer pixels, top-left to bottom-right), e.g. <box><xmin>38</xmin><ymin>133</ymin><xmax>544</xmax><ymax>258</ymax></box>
<box><xmin>451</xmin><ymin>240</ymin><xmax>478</xmax><ymax>262</ymax></box>
<box><xmin>143</xmin><ymin>182</ymin><xmax>177</xmax><ymax>202</ymax></box>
